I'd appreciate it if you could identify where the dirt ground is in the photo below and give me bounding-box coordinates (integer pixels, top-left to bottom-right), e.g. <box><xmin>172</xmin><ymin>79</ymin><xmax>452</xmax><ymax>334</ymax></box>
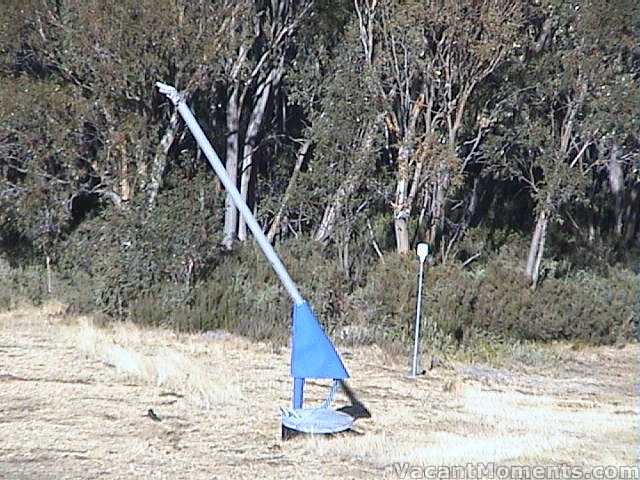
<box><xmin>0</xmin><ymin>304</ymin><xmax>637</xmax><ymax>479</ymax></box>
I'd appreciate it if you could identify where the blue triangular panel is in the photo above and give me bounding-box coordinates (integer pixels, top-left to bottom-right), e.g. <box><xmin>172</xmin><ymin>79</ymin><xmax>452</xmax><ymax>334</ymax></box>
<box><xmin>291</xmin><ymin>302</ymin><xmax>349</xmax><ymax>379</ymax></box>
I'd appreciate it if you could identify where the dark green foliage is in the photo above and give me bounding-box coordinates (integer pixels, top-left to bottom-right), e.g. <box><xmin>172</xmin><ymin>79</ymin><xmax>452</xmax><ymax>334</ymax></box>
<box><xmin>347</xmin><ymin>242</ymin><xmax>636</xmax><ymax>346</ymax></box>
<box><xmin>171</xmin><ymin>238</ymin><xmax>354</xmax><ymax>341</ymax></box>
<box><xmin>0</xmin><ymin>262</ymin><xmax>48</xmax><ymax>311</ymax></box>
<box><xmin>1</xmin><ymin>1</ymin><xmax>638</xmax><ymax>352</ymax></box>
<box><xmin>471</xmin><ymin>261</ymin><xmax>635</xmax><ymax>344</ymax></box>
<box><xmin>182</xmin><ymin>248</ymin><xmax>290</xmax><ymax>340</ymax></box>
<box><xmin>346</xmin><ymin>254</ymin><xmax>416</xmax><ymax>344</ymax></box>
<box><xmin>57</xmin><ymin>170</ymin><xmax>224</xmax><ymax>317</ymax></box>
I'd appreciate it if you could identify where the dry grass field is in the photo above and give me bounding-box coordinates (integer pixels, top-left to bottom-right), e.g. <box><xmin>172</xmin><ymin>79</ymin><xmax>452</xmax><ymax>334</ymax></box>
<box><xmin>0</xmin><ymin>303</ymin><xmax>637</xmax><ymax>479</ymax></box>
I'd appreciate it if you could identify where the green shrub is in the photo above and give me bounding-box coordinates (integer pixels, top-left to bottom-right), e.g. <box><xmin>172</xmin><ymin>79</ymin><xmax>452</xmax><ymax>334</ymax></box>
<box><xmin>424</xmin><ymin>263</ymin><xmax>479</xmax><ymax>337</ymax></box>
<box><xmin>347</xmin><ymin>237</ymin><xmax>636</xmax><ymax>348</ymax></box>
<box><xmin>186</xmin><ymin>248</ymin><xmax>289</xmax><ymax>340</ymax></box>
<box><xmin>0</xmin><ymin>261</ymin><xmax>48</xmax><ymax>310</ymax></box>
<box><xmin>177</xmin><ymin>238</ymin><xmax>355</xmax><ymax>343</ymax></box>
<box><xmin>42</xmin><ymin>204</ymin><xmax>639</xmax><ymax>351</ymax></box>
<box><xmin>56</xmin><ymin>269</ymin><xmax>99</xmax><ymax>315</ymax></box>
<box><xmin>57</xmin><ymin>171</ymin><xmax>224</xmax><ymax>319</ymax></box>
<box><xmin>346</xmin><ymin>254</ymin><xmax>416</xmax><ymax>345</ymax></box>
<box><xmin>462</xmin><ymin>262</ymin><xmax>636</xmax><ymax>345</ymax></box>
<box><xmin>108</xmin><ymin>236</ymin><xmax>356</xmax><ymax>343</ymax></box>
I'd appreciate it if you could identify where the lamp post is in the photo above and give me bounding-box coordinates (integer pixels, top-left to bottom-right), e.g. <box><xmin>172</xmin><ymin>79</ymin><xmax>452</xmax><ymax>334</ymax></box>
<box><xmin>411</xmin><ymin>243</ymin><xmax>429</xmax><ymax>377</ymax></box>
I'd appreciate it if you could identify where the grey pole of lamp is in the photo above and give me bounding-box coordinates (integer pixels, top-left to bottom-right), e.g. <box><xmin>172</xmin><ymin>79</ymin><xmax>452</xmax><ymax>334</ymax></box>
<box><xmin>156</xmin><ymin>82</ymin><xmax>308</xmax><ymax>409</ymax></box>
<box><xmin>411</xmin><ymin>243</ymin><xmax>429</xmax><ymax>377</ymax></box>
<box><xmin>155</xmin><ymin>82</ymin><xmax>304</xmax><ymax>307</ymax></box>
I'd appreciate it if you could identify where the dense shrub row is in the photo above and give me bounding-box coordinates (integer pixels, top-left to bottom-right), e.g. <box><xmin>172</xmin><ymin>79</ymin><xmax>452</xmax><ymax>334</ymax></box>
<box><xmin>349</xmin><ymin>251</ymin><xmax>637</xmax><ymax>346</ymax></box>
<box><xmin>0</xmin><ymin>258</ymin><xmax>47</xmax><ymax>311</ymax></box>
<box><xmin>4</xmin><ymin>233</ymin><xmax>635</xmax><ymax>349</ymax></box>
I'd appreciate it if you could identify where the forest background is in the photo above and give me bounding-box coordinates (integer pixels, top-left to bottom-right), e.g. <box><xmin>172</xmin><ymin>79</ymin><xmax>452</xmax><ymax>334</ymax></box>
<box><xmin>1</xmin><ymin>0</ymin><xmax>638</xmax><ymax>352</ymax></box>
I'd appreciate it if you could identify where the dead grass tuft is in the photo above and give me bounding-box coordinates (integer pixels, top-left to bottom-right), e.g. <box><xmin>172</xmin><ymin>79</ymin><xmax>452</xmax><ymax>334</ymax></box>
<box><xmin>70</xmin><ymin>318</ymin><xmax>244</xmax><ymax>408</ymax></box>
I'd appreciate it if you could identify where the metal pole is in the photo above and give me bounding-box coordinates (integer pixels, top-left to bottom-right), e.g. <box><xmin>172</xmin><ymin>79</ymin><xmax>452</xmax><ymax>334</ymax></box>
<box><xmin>293</xmin><ymin>378</ymin><xmax>304</xmax><ymax>409</ymax></box>
<box><xmin>411</xmin><ymin>261</ymin><xmax>425</xmax><ymax>377</ymax></box>
<box><xmin>156</xmin><ymin>82</ymin><xmax>304</xmax><ymax>306</ymax></box>
<box><xmin>412</xmin><ymin>243</ymin><xmax>429</xmax><ymax>377</ymax></box>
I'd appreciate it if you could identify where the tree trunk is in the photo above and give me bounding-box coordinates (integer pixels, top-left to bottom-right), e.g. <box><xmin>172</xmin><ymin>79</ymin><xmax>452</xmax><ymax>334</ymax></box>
<box><xmin>624</xmin><ymin>186</ymin><xmax>640</xmax><ymax>246</ymax></box>
<box><xmin>267</xmin><ymin>139</ymin><xmax>310</xmax><ymax>243</ymax></box>
<box><xmin>314</xmin><ymin>120</ymin><xmax>378</xmax><ymax>243</ymax></box>
<box><xmin>315</xmin><ymin>183</ymin><xmax>348</xmax><ymax>243</ymax></box>
<box><xmin>314</xmin><ymin>171</ymin><xmax>362</xmax><ymax>243</ymax></box>
<box><xmin>464</xmin><ymin>177</ymin><xmax>480</xmax><ymax>228</ymax></box>
<box><xmin>119</xmin><ymin>151</ymin><xmax>130</xmax><ymax>202</ymax></box>
<box><xmin>315</xmin><ymin>170</ymin><xmax>366</xmax><ymax>243</ymax></box>
<box><xmin>45</xmin><ymin>254</ymin><xmax>52</xmax><ymax>295</ymax></box>
<box><xmin>525</xmin><ymin>207</ymin><xmax>549</xmax><ymax>289</ymax></box>
<box><xmin>223</xmin><ymin>84</ymin><xmax>240</xmax><ymax>250</ymax></box>
<box><xmin>393</xmin><ymin>159</ymin><xmax>411</xmax><ymax>254</ymax></box>
<box><xmin>391</xmin><ymin>97</ymin><xmax>423</xmax><ymax>255</ymax></box>
<box><xmin>393</xmin><ymin>211</ymin><xmax>410</xmax><ymax>254</ymax></box>
<box><xmin>238</xmin><ymin>68</ymin><xmax>278</xmax><ymax>241</ymax></box>
<box><xmin>606</xmin><ymin>143</ymin><xmax>624</xmax><ymax>238</ymax></box>
<box><xmin>146</xmin><ymin>109</ymin><xmax>179</xmax><ymax>210</ymax></box>
<box><xmin>132</xmin><ymin>143</ymin><xmax>145</xmax><ymax>199</ymax></box>
<box><xmin>427</xmin><ymin>171</ymin><xmax>449</xmax><ymax>246</ymax></box>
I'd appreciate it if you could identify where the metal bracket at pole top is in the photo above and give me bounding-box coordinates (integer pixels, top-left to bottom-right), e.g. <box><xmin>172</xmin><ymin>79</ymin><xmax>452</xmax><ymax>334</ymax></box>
<box><xmin>417</xmin><ymin>243</ymin><xmax>429</xmax><ymax>263</ymax></box>
<box><xmin>156</xmin><ymin>82</ymin><xmax>185</xmax><ymax>106</ymax></box>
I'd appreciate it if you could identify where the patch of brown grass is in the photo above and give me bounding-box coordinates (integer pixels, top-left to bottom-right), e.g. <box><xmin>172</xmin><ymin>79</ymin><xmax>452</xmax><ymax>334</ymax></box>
<box><xmin>0</xmin><ymin>304</ymin><xmax>636</xmax><ymax>479</ymax></box>
<box><xmin>67</xmin><ymin>317</ymin><xmax>245</xmax><ymax>409</ymax></box>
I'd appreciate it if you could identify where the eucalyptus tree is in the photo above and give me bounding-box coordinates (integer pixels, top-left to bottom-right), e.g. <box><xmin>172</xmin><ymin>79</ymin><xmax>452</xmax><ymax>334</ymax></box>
<box><xmin>264</xmin><ymin>0</ymin><xmax>357</xmax><ymax>245</ymax></box>
<box><xmin>2</xmin><ymin>0</ymin><xmax>237</xmax><ymax>213</ymax></box>
<box><xmin>489</xmin><ymin>0</ymin><xmax>640</xmax><ymax>287</ymax></box>
<box><xmin>581</xmin><ymin>0</ymin><xmax>640</xmax><ymax>246</ymax></box>
<box><xmin>346</xmin><ymin>0</ymin><xmax>525</xmax><ymax>254</ymax></box>
<box><xmin>310</xmin><ymin>21</ymin><xmax>383</xmax><ymax>246</ymax></box>
<box><xmin>0</xmin><ymin>77</ymin><xmax>90</xmax><ymax>279</ymax></box>
<box><xmin>216</xmin><ymin>0</ymin><xmax>313</xmax><ymax>249</ymax></box>
<box><xmin>0</xmin><ymin>0</ymin><xmax>245</xmax><ymax>298</ymax></box>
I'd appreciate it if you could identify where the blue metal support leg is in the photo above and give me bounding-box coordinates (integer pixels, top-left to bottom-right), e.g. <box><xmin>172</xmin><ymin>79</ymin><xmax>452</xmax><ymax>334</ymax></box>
<box><xmin>293</xmin><ymin>377</ymin><xmax>304</xmax><ymax>409</ymax></box>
